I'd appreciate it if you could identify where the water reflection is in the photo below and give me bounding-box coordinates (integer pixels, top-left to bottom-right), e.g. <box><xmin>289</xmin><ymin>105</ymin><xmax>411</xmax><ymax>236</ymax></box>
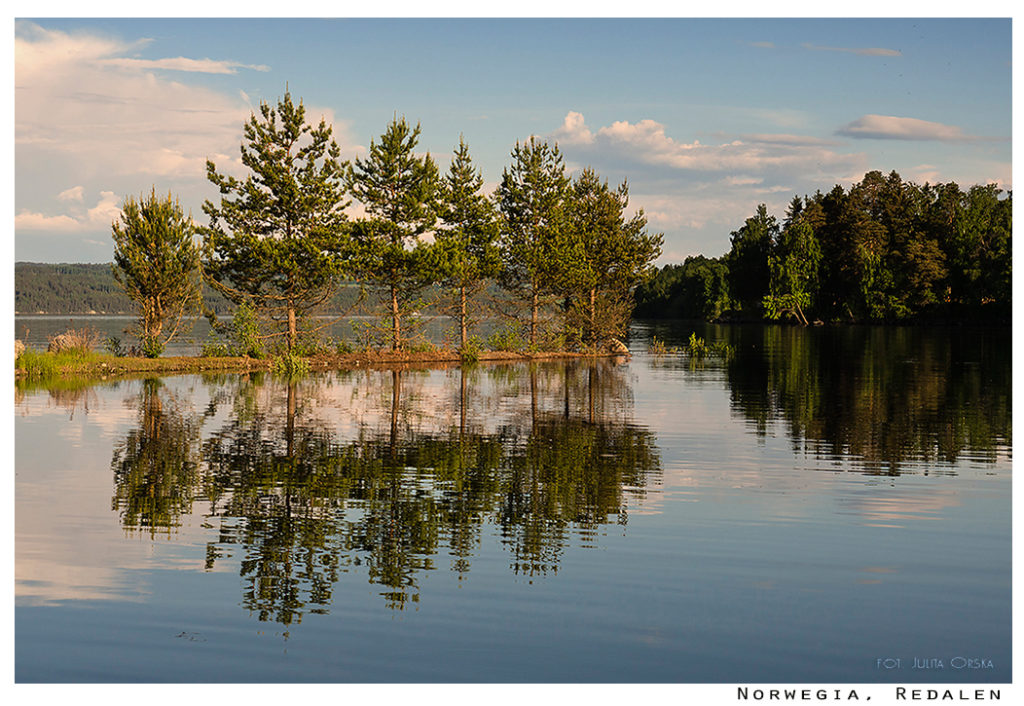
<box><xmin>110</xmin><ymin>379</ymin><xmax>209</xmax><ymax>535</ymax></box>
<box><xmin>109</xmin><ymin>361</ymin><xmax>662</xmax><ymax>618</ymax></box>
<box><xmin>718</xmin><ymin>325</ymin><xmax>1012</xmax><ymax>474</ymax></box>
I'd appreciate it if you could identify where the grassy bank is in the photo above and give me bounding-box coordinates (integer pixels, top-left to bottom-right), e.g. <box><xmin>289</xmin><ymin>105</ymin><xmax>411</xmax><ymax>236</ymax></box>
<box><xmin>15</xmin><ymin>346</ymin><xmax>630</xmax><ymax>384</ymax></box>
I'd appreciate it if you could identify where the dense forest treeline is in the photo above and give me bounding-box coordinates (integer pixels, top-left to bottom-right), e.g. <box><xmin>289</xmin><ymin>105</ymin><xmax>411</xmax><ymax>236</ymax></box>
<box><xmin>635</xmin><ymin>170</ymin><xmax>1011</xmax><ymax>323</ymax></box>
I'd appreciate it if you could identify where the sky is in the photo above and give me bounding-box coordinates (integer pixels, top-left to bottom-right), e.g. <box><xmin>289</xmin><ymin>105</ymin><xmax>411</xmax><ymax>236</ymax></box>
<box><xmin>12</xmin><ymin>15</ymin><xmax>1013</xmax><ymax>265</ymax></box>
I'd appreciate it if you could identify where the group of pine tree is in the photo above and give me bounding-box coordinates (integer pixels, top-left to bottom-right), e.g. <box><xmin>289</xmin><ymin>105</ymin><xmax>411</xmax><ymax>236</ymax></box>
<box><xmin>635</xmin><ymin>170</ymin><xmax>1011</xmax><ymax>323</ymax></box>
<box><xmin>112</xmin><ymin>91</ymin><xmax>663</xmax><ymax>357</ymax></box>
<box><xmin>109</xmin><ymin>91</ymin><xmax>1011</xmax><ymax>358</ymax></box>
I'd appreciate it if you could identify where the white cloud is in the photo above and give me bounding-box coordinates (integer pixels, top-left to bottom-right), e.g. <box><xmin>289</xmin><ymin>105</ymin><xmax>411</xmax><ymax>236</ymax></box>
<box><xmin>802</xmin><ymin>43</ymin><xmax>902</xmax><ymax>57</ymax></box>
<box><xmin>552</xmin><ymin>111</ymin><xmax>594</xmax><ymax>145</ymax></box>
<box><xmin>15</xmin><ymin>21</ymin><xmax>254</xmax><ymax>182</ymax></box>
<box><xmin>16</xmin><ymin>191</ymin><xmax>121</xmax><ymax>232</ymax></box>
<box><xmin>58</xmin><ymin>186</ymin><xmax>84</xmax><ymax>202</ymax></box>
<box><xmin>837</xmin><ymin>115</ymin><xmax>970</xmax><ymax>141</ymax></box>
<box><xmin>98</xmin><ymin>57</ymin><xmax>270</xmax><ymax>74</ymax></box>
<box><xmin>722</xmin><ymin>176</ymin><xmax>763</xmax><ymax>187</ymax></box>
<box><xmin>14</xmin><ymin>21</ymin><xmax>361</xmax><ymax>258</ymax></box>
<box><xmin>551</xmin><ymin>111</ymin><xmax>862</xmax><ymax>176</ymax></box>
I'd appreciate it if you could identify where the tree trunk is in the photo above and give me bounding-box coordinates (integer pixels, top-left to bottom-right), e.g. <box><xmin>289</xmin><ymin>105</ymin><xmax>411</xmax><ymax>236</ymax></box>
<box><xmin>391</xmin><ymin>281</ymin><xmax>401</xmax><ymax>352</ymax></box>
<box><xmin>460</xmin><ymin>285</ymin><xmax>468</xmax><ymax>349</ymax></box>
<box><xmin>589</xmin><ymin>287</ymin><xmax>597</xmax><ymax>344</ymax></box>
<box><xmin>530</xmin><ymin>288</ymin><xmax>538</xmax><ymax>348</ymax></box>
<box><xmin>794</xmin><ymin>301</ymin><xmax>809</xmax><ymax>326</ymax></box>
<box><xmin>287</xmin><ymin>305</ymin><xmax>297</xmax><ymax>352</ymax></box>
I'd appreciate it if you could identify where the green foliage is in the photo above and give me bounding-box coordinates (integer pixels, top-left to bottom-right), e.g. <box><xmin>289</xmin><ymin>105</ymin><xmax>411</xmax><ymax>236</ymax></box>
<box><xmin>685</xmin><ymin>332</ymin><xmax>734</xmax><ymax>359</ymax></box>
<box><xmin>433</xmin><ymin>136</ymin><xmax>501</xmax><ymax>348</ymax></box>
<box><xmin>647</xmin><ymin>335</ymin><xmax>678</xmax><ymax>355</ymax></box>
<box><xmin>111</xmin><ymin>189</ymin><xmax>202</xmax><ymax>356</ymax></box>
<box><xmin>459</xmin><ymin>336</ymin><xmax>483</xmax><ymax>363</ymax></box>
<box><xmin>496</xmin><ymin>136</ymin><xmax>570</xmax><ymax>348</ymax></box>
<box><xmin>271</xmin><ymin>350</ymin><xmax>310</xmax><ymax>378</ymax></box>
<box><xmin>201</xmin><ymin>90</ymin><xmax>352</xmax><ymax>351</ymax></box>
<box><xmin>636</xmin><ymin>171</ymin><xmax>1010</xmax><ymax>324</ymax></box>
<box><xmin>230</xmin><ymin>301</ymin><xmax>263</xmax><ymax>358</ymax></box>
<box><xmin>348</xmin><ymin>116</ymin><xmax>440</xmax><ymax>351</ymax></box>
<box><xmin>634</xmin><ymin>256</ymin><xmax>731</xmax><ymax>319</ymax></box>
<box><xmin>486</xmin><ymin>325</ymin><xmax>525</xmax><ymax>352</ymax></box>
<box><xmin>764</xmin><ymin>212</ymin><xmax>822</xmax><ymax>325</ymax></box>
<box><xmin>725</xmin><ymin>204</ymin><xmax>777</xmax><ymax>314</ymax></box>
<box><xmin>141</xmin><ymin>336</ymin><xmax>165</xmax><ymax>359</ymax></box>
<box><xmin>199</xmin><ymin>301</ymin><xmax>264</xmax><ymax>358</ymax></box>
<box><xmin>561</xmin><ymin>168</ymin><xmax>663</xmax><ymax>344</ymax></box>
<box><xmin>15</xmin><ymin>347</ymin><xmax>58</xmax><ymax>380</ymax></box>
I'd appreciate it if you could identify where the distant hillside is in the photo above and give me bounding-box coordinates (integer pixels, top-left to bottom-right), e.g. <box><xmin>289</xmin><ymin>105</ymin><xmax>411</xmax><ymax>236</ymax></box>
<box><xmin>16</xmin><ymin>263</ymin><xmax>135</xmax><ymax>315</ymax></box>
<box><xmin>15</xmin><ymin>262</ymin><xmax>379</xmax><ymax>316</ymax></box>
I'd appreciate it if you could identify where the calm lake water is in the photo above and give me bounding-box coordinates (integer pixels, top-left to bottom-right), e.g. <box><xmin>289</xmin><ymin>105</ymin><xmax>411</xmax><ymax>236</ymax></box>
<box><xmin>14</xmin><ymin>321</ymin><xmax>1011</xmax><ymax>683</ymax></box>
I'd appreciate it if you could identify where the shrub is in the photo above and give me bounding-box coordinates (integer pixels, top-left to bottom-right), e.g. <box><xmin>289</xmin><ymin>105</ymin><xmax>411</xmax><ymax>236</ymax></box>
<box><xmin>272</xmin><ymin>351</ymin><xmax>310</xmax><ymax>378</ymax></box>
<box><xmin>47</xmin><ymin>327</ymin><xmax>100</xmax><ymax>355</ymax></box>
<box><xmin>486</xmin><ymin>326</ymin><xmax>524</xmax><ymax>352</ymax></box>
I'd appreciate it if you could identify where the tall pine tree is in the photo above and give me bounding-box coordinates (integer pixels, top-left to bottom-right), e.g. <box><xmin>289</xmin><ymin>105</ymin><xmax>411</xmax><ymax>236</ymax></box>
<box><xmin>348</xmin><ymin>117</ymin><xmax>439</xmax><ymax>351</ymax></box>
<box><xmin>563</xmin><ymin>168</ymin><xmax>662</xmax><ymax>346</ymax></box>
<box><xmin>201</xmin><ymin>91</ymin><xmax>351</xmax><ymax>353</ymax></box>
<box><xmin>434</xmin><ymin>137</ymin><xmax>500</xmax><ymax>349</ymax></box>
<box><xmin>496</xmin><ymin>136</ymin><xmax>569</xmax><ymax>348</ymax></box>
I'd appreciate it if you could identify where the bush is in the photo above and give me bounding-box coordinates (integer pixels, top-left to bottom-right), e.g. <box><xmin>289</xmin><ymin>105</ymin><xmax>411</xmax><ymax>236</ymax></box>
<box><xmin>272</xmin><ymin>351</ymin><xmax>310</xmax><ymax>378</ymax></box>
<box><xmin>47</xmin><ymin>327</ymin><xmax>100</xmax><ymax>355</ymax></box>
<box><xmin>231</xmin><ymin>302</ymin><xmax>263</xmax><ymax>358</ymax></box>
<box><xmin>141</xmin><ymin>336</ymin><xmax>165</xmax><ymax>359</ymax></box>
<box><xmin>200</xmin><ymin>302</ymin><xmax>264</xmax><ymax>358</ymax></box>
<box><xmin>459</xmin><ymin>336</ymin><xmax>483</xmax><ymax>363</ymax></box>
<box><xmin>486</xmin><ymin>326</ymin><xmax>524</xmax><ymax>352</ymax></box>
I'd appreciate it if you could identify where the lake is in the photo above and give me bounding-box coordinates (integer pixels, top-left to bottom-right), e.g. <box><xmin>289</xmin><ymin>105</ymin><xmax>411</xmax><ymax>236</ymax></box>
<box><xmin>14</xmin><ymin>321</ymin><xmax>1011</xmax><ymax>683</ymax></box>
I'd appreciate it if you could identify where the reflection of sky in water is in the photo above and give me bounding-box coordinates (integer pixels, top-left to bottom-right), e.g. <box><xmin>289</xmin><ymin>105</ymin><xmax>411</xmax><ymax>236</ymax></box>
<box><xmin>14</xmin><ymin>326</ymin><xmax>1012</xmax><ymax>682</ymax></box>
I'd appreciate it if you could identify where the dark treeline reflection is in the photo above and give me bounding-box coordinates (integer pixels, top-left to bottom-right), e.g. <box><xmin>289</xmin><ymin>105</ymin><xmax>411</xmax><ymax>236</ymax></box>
<box><xmin>719</xmin><ymin>325</ymin><xmax>1012</xmax><ymax>474</ymax></box>
<box><xmin>110</xmin><ymin>361</ymin><xmax>661</xmax><ymax>619</ymax></box>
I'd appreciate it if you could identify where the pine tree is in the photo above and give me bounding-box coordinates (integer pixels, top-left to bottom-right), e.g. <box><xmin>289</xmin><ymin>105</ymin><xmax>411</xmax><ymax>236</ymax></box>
<box><xmin>111</xmin><ymin>188</ymin><xmax>202</xmax><ymax>356</ymax></box>
<box><xmin>496</xmin><ymin>136</ymin><xmax>569</xmax><ymax>348</ymax></box>
<box><xmin>201</xmin><ymin>91</ymin><xmax>351</xmax><ymax>353</ymax></box>
<box><xmin>348</xmin><ymin>117</ymin><xmax>440</xmax><ymax>351</ymax></box>
<box><xmin>563</xmin><ymin>168</ymin><xmax>662</xmax><ymax>345</ymax></box>
<box><xmin>434</xmin><ymin>137</ymin><xmax>500</xmax><ymax>349</ymax></box>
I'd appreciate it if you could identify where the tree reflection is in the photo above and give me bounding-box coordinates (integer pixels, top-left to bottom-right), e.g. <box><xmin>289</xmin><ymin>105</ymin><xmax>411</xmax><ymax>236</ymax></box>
<box><xmin>166</xmin><ymin>360</ymin><xmax>663</xmax><ymax>619</ymax></box>
<box><xmin>111</xmin><ymin>378</ymin><xmax>202</xmax><ymax>535</ymax></box>
<box><xmin>723</xmin><ymin>325</ymin><xmax>1011</xmax><ymax>474</ymax></box>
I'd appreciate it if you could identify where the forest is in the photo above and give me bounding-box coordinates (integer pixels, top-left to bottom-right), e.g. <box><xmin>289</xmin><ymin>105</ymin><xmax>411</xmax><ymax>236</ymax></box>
<box><xmin>635</xmin><ymin>170</ymin><xmax>1011</xmax><ymax>323</ymax></box>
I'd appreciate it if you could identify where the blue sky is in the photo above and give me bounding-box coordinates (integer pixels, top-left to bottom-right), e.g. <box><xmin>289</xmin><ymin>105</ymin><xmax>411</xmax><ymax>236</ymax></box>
<box><xmin>13</xmin><ymin>16</ymin><xmax>1013</xmax><ymax>264</ymax></box>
